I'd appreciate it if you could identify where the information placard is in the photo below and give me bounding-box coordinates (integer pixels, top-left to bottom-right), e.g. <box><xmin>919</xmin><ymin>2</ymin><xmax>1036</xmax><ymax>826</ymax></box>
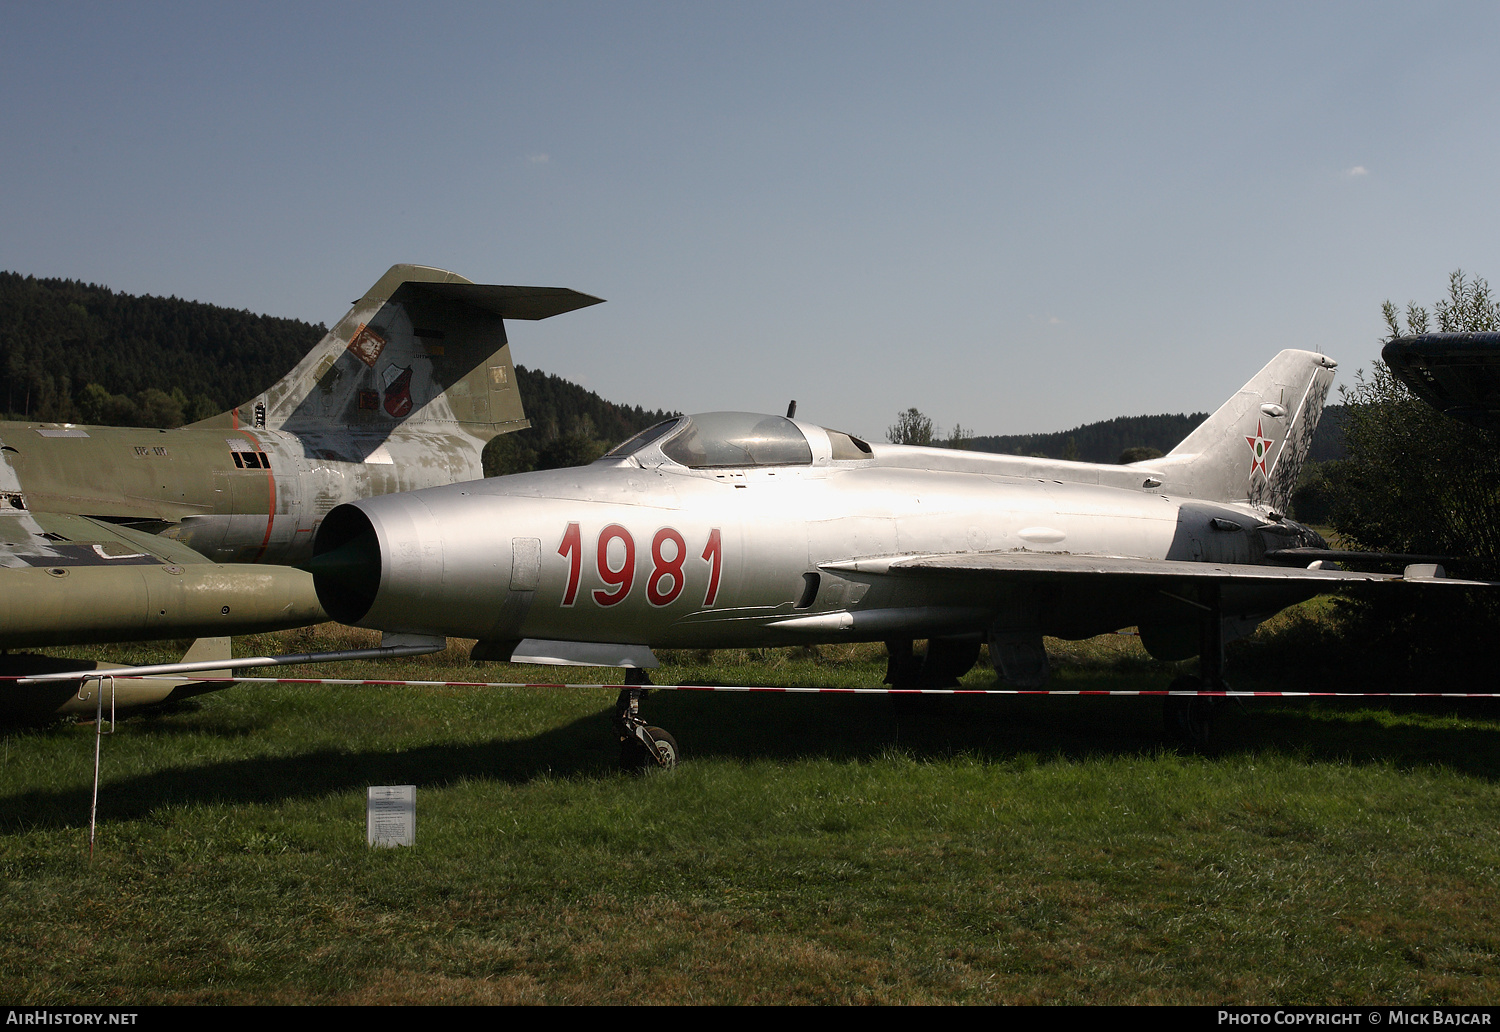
<box><xmin>367</xmin><ymin>785</ymin><xmax>415</xmax><ymax>847</ymax></box>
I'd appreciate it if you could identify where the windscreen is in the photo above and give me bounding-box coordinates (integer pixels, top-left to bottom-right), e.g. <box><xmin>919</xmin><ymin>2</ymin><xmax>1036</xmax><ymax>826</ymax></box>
<box><xmin>602</xmin><ymin>418</ymin><xmax>684</xmax><ymax>459</ymax></box>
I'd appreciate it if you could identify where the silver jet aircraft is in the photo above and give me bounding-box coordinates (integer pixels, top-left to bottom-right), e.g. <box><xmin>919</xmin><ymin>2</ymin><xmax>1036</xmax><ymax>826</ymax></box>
<box><xmin>308</xmin><ymin>349</ymin><xmax>1470</xmax><ymax>761</ymax></box>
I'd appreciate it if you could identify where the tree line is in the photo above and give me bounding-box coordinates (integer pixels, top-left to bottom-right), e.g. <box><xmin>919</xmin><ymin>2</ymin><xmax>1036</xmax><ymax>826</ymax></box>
<box><xmin>889</xmin><ymin>403</ymin><xmax>1348</xmax><ymax>465</ymax></box>
<box><xmin>0</xmin><ymin>271</ymin><xmax>672</xmax><ymax>473</ymax></box>
<box><xmin>0</xmin><ymin>271</ymin><xmax>319</xmax><ymax>425</ymax></box>
<box><xmin>482</xmin><ymin>366</ymin><xmax>676</xmax><ymax>476</ymax></box>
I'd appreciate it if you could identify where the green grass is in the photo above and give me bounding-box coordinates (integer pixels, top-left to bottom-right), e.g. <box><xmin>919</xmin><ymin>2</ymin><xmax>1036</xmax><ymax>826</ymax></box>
<box><xmin>1</xmin><ymin>615</ymin><xmax>1498</xmax><ymax>1004</ymax></box>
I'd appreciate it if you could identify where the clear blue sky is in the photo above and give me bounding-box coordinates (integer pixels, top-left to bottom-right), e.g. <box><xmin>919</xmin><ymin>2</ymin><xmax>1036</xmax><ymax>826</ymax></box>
<box><xmin>4</xmin><ymin>2</ymin><xmax>1497</xmax><ymax>440</ymax></box>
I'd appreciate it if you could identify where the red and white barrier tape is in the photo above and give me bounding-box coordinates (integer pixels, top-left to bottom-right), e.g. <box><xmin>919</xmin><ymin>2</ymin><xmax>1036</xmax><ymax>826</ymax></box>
<box><xmin>29</xmin><ymin>675</ymin><xmax>1500</xmax><ymax>698</ymax></box>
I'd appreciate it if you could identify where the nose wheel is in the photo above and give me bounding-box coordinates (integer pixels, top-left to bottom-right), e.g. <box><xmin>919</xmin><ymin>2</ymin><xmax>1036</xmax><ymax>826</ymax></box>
<box><xmin>615</xmin><ymin>674</ymin><xmax>678</xmax><ymax>772</ymax></box>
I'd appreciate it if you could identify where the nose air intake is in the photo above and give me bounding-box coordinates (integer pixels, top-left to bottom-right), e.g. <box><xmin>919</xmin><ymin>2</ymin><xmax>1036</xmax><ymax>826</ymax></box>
<box><xmin>308</xmin><ymin>504</ymin><xmax>383</xmax><ymax>624</ymax></box>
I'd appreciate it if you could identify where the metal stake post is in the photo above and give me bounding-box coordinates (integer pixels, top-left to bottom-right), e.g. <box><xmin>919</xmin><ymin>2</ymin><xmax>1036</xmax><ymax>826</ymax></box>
<box><xmin>86</xmin><ymin>675</ymin><xmax>115</xmax><ymax>860</ymax></box>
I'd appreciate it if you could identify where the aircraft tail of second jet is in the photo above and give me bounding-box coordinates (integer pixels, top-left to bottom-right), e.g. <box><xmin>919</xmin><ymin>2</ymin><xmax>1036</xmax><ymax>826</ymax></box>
<box><xmin>189</xmin><ymin>264</ymin><xmax>604</xmax><ymax>441</ymax></box>
<box><xmin>1145</xmin><ymin>349</ymin><xmax>1337</xmax><ymax>515</ymax></box>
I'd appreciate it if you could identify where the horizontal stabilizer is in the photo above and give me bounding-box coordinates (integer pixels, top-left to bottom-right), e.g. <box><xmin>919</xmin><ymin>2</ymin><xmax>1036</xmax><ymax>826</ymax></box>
<box><xmin>393</xmin><ymin>281</ymin><xmax>604</xmax><ymax>321</ymax></box>
<box><xmin>1263</xmin><ymin>547</ymin><xmax>1460</xmax><ymax>567</ymax></box>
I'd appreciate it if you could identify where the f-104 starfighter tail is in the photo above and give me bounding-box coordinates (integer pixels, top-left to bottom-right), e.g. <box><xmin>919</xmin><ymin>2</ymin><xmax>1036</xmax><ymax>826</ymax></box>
<box><xmin>1147</xmin><ymin>349</ymin><xmax>1336</xmax><ymax>515</ymax></box>
<box><xmin>189</xmin><ymin>264</ymin><xmax>604</xmax><ymax>441</ymax></box>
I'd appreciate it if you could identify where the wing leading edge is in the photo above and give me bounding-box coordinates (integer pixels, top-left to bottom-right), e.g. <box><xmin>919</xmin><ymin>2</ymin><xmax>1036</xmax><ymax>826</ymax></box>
<box><xmin>867</xmin><ymin>550</ymin><xmax>1489</xmax><ymax>588</ymax></box>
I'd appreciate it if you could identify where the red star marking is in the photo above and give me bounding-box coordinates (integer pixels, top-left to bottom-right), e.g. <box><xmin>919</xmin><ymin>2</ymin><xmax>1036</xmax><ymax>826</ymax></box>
<box><xmin>1246</xmin><ymin>419</ymin><xmax>1273</xmax><ymax>479</ymax></box>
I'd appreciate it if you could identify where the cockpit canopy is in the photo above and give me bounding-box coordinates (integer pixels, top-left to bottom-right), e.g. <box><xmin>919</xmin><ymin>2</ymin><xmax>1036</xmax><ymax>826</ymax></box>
<box><xmin>604</xmin><ymin>412</ymin><xmax>814</xmax><ymax>468</ymax></box>
<box><xmin>604</xmin><ymin>412</ymin><xmax>873</xmax><ymax>468</ymax></box>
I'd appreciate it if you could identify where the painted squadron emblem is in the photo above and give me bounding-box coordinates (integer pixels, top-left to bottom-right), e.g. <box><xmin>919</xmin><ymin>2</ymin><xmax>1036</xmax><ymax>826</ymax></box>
<box><xmin>1246</xmin><ymin>420</ymin><xmax>1273</xmax><ymax>479</ymax></box>
<box><xmin>382</xmin><ymin>365</ymin><xmax>414</xmax><ymax>418</ymax></box>
<box><xmin>346</xmin><ymin>324</ymin><xmax>387</xmax><ymax>368</ymax></box>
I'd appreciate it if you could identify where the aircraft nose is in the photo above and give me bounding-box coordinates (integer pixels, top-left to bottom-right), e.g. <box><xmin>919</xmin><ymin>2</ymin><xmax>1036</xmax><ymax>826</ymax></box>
<box><xmin>308</xmin><ymin>504</ymin><xmax>383</xmax><ymax>624</ymax></box>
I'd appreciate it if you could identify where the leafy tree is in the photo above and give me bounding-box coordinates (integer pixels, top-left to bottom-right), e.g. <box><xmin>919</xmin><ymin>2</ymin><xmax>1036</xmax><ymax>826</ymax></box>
<box><xmin>78</xmin><ymin>383</ymin><xmax>138</xmax><ymax>425</ymax></box>
<box><xmin>1117</xmin><ymin>445</ymin><xmax>1162</xmax><ymax>464</ymax></box>
<box><xmin>1331</xmin><ymin>363</ymin><xmax>1500</xmax><ymax>564</ymax></box>
<box><xmin>1382</xmin><ymin>269</ymin><xmax>1500</xmax><ymax>337</ymax></box>
<box><xmin>887</xmin><ymin>408</ymin><xmax>934</xmax><ymax>446</ymax></box>
<box><xmin>1288</xmin><ymin>460</ymin><xmax>1349</xmax><ymax>525</ymax></box>
<box><xmin>483</xmin><ymin>431</ymin><xmax>537</xmax><ymax>477</ymax></box>
<box><xmin>536</xmin><ymin>432</ymin><xmax>608</xmax><ymax>470</ymax></box>
<box><xmin>137</xmin><ymin>387</ymin><xmax>187</xmax><ymax>429</ymax></box>
<box><xmin>945</xmin><ymin>422</ymin><xmax>975</xmax><ymax>449</ymax></box>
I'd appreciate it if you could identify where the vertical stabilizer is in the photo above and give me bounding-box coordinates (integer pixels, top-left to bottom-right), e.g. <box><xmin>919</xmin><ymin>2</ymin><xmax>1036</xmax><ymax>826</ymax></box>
<box><xmin>1149</xmin><ymin>349</ymin><xmax>1337</xmax><ymax>514</ymax></box>
<box><xmin>189</xmin><ymin>265</ymin><xmax>604</xmax><ymax>443</ymax></box>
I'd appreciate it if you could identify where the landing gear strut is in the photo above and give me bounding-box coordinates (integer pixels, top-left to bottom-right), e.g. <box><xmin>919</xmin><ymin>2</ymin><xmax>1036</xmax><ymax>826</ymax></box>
<box><xmin>884</xmin><ymin>637</ymin><xmax>981</xmax><ymax>688</ymax></box>
<box><xmin>614</xmin><ymin>669</ymin><xmax>678</xmax><ymax>772</ymax></box>
<box><xmin>884</xmin><ymin>638</ymin><xmax>980</xmax><ymax>715</ymax></box>
<box><xmin>1163</xmin><ymin>675</ymin><xmax>1220</xmax><ymax>751</ymax></box>
<box><xmin>1163</xmin><ymin>585</ymin><xmax>1228</xmax><ymax>750</ymax></box>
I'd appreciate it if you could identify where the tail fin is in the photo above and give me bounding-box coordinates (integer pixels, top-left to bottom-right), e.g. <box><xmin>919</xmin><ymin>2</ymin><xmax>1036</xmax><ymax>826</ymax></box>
<box><xmin>1150</xmin><ymin>349</ymin><xmax>1337</xmax><ymax>514</ymax></box>
<box><xmin>189</xmin><ymin>264</ymin><xmax>603</xmax><ymax>441</ymax></box>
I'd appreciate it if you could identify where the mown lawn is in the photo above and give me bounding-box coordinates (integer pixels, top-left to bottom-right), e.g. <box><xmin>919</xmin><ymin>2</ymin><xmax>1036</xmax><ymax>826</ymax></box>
<box><xmin>1</xmin><ymin>617</ymin><xmax>1496</xmax><ymax>1004</ymax></box>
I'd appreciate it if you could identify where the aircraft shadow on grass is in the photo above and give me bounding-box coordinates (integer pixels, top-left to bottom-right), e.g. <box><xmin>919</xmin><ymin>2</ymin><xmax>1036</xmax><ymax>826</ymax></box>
<box><xmin>3</xmin><ymin>690</ymin><xmax>1497</xmax><ymax>831</ymax></box>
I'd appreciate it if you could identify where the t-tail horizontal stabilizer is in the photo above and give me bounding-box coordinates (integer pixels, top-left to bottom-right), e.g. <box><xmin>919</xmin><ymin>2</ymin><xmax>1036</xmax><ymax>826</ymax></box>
<box><xmin>189</xmin><ymin>264</ymin><xmax>604</xmax><ymax>442</ymax></box>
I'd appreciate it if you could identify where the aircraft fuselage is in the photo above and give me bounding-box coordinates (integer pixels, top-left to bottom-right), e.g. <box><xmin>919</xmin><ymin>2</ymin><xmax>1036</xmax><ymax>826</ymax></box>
<box><xmin>0</xmin><ymin>421</ymin><xmax>486</xmax><ymax>568</ymax></box>
<box><xmin>316</xmin><ymin>440</ymin><xmax>1324</xmax><ymax>657</ymax></box>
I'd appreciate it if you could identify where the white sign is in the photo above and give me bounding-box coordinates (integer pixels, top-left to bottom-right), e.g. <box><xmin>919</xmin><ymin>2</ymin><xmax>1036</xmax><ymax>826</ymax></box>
<box><xmin>367</xmin><ymin>785</ymin><xmax>415</xmax><ymax>848</ymax></box>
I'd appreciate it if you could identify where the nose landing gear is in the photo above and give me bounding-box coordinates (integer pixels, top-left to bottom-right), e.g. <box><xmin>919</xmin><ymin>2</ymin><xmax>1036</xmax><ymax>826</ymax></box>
<box><xmin>614</xmin><ymin>670</ymin><xmax>678</xmax><ymax>772</ymax></box>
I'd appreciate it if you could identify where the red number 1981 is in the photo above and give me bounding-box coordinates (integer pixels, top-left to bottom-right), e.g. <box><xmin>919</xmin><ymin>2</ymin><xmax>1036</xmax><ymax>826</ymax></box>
<box><xmin>557</xmin><ymin>523</ymin><xmax>723</xmax><ymax>608</ymax></box>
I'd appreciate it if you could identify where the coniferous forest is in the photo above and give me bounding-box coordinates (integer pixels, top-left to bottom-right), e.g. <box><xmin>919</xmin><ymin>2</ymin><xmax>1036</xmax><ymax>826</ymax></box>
<box><xmin>0</xmin><ymin>271</ymin><xmax>318</xmax><ymax>427</ymax></box>
<box><xmin>0</xmin><ymin>271</ymin><xmax>674</xmax><ymax>473</ymax></box>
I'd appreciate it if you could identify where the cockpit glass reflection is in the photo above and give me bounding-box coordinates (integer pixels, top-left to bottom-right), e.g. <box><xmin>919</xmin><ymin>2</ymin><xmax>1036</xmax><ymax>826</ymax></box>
<box><xmin>658</xmin><ymin>412</ymin><xmax>814</xmax><ymax>468</ymax></box>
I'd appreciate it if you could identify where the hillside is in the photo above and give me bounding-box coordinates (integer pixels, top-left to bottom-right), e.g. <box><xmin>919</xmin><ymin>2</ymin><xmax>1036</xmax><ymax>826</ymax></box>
<box><xmin>494</xmin><ymin>365</ymin><xmax>676</xmax><ymax>474</ymax></box>
<box><xmin>1</xmin><ymin>269</ymin><xmax>1346</xmax><ymax>468</ymax></box>
<box><xmin>0</xmin><ymin>271</ymin><xmax>320</xmax><ymax>426</ymax></box>
<box><xmin>0</xmin><ymin>272</ymin><xmax>672</xmax><ymax>471</ymax></box>
<box><xmin>969</xmin><ymin>406</ymin><xmax>1348</xmax><ymax>464</ymax></box>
